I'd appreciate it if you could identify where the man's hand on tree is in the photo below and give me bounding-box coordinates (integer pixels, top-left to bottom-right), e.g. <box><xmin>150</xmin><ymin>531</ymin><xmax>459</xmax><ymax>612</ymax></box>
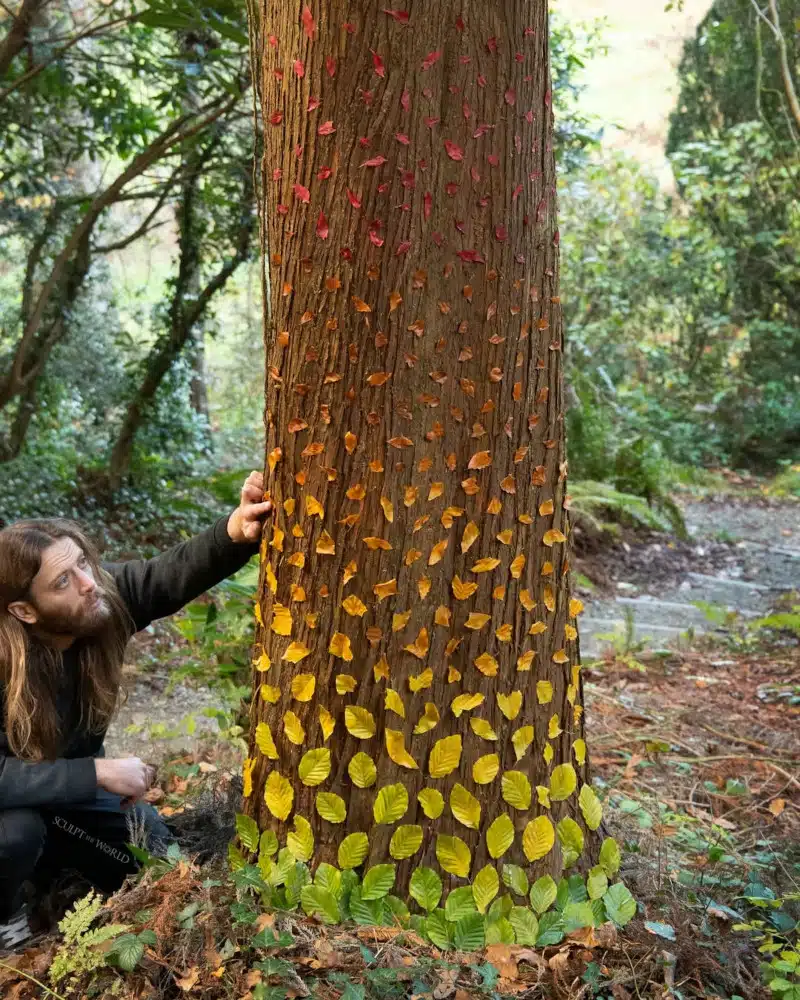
<box><xmin>95</xmin><ymin>757</ymin><xmax>156</xmax><ymax>806</ymax></box>
<box><xmin>227</xmin><ymin>470</ymin><xmax>273</xmax><ymax>543</ymax></box>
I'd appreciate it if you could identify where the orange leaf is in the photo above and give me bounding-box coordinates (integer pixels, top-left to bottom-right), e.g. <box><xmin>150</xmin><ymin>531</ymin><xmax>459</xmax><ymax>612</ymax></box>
<box><xmin>428</xmin><ymin>539</ymin><xmax>449</xmax><ymax>565</ymax></box>
<box><xmin>461</xmin><ymin>521</ymin><xmax>480</xmax><ymax>553</ymax></box>
<box><xmin>388</xmin><ymin>436</ymin><xmax>413</xmax><ymax>448</ymax></box>
<box><xmin>363</xmin><ymin>537</ymin><xmax>392</xmax><ymax>550</ymax></box>
<box><xmin>374</xmin><ymin>578</ymin><xmax>398</xmax><ymax>601</ymax></box>
<box><xmin>389</xmin><ymin>291</ymin><xmax>402</xmax><ymax>312</ymax></box>
<box><xmin>468</xmin><ymin>450</ymin><xmax>492</xmax><ymax>470</ymax></box>
<box><xmin>452</xmin><ymin>576</ymin><xmax>478</xmax><ymax>600</ymax></box>
<box><xmin>352</xmin><ymin>296</ymin><xmax>372</xmax><ymax>312</ymax></box>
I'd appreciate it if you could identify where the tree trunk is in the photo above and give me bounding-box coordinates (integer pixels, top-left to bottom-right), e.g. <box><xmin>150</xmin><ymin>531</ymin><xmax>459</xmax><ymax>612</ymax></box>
<box><xmin>246</xmin><ymin>0</ymin><xmax>592</xmax><ymax>901</ymax></box>
<box><xmin>0</xmin><ymin>0</ymin><xmax>49</xmax><ymax>79</ymax></box>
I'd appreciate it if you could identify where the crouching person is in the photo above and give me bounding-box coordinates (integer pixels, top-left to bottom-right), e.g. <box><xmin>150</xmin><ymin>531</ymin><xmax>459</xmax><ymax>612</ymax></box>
<box><xmin>0</xmin><ymin>472</ymin><xmax>272</xmax><ymax>952</ymax></box>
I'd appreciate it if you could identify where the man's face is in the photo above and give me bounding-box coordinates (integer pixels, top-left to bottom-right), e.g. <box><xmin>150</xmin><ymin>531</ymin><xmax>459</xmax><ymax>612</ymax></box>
<box><xmin>9</xmin><ymin>537</ymin><xmax>111</xmax><ymax>639</ymax></box>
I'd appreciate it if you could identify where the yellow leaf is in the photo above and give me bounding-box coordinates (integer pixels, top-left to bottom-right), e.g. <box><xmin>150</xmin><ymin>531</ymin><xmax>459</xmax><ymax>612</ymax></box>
<box><xmin>502</xmin><ymin>770</ymin><xmax>532</xmax><ymax>810</ymax></box>
<box><xmin>405</xmin><ymin>548</ymin><xmax>422</xmax><ymax>566</ymax></box>
<box><xmin>544</xmin><ymin>585</ymin><xmax>555</xmax><ymax>612</ymax></box>
<box><xmin>404</xmin><ymin>628</ymin><xmax>429</xmax><ymax>659</ymax></box>
<box><xmin>290</xmin><ymin>584</ymin><xmax>306</xmax><ymax>602</ymax></box>
<box><xmin>436</xmin><ymin>834</ymin><xmax>471</xmax><ymax>878</ymax></box>
<box><xmin>473</xmin><ymin>865</ymin><xmax>500</xmax><ymax>914</ymax></box>
<box><xmin>486</xmin><ymin>813</ymin><xmax>514</xmax><ymax>859</ymax></box>
<box><xmin>471</xmin><ymin>557</ymin><xmax>500</xmax><ymax>573</ymax></box>
<box><xmin>512</xmin><ymin>725</ymin><xmax>534</xmax><ymax>760</ymax></box>
<box><xmin>253</xmin><ymin>651</ymin><xmax>271</xmax><ymax>672</ymax></box>
<box><xmin>390</xmin><ymin>824</ymin><xmax>423</xmax><ymax>860</ymax></box>
<box><xmin>283</xmin><ymin>711</ymin><xmax>305</xmax><ymax>745</ymax></box>
<box><xmin>519</xmin><ymin>589</ymin><xmax>535</xmax><ymax>611</ymax></box>
<box><xmin>270</xmin><ymin>526</ymin><xmax>284</xmax><ymax>552</ymax></box>
<box><xmin>409</xmin><ymin>668</ymin><xmax>433</xmax><ymax>692</ymax></box>
<box><xmin>450</xmin><ymin>783</ymin><xmax>481</xmax><ymax>829</ymax></box>
<box><xmin>385</xmin><ymin>729</ymin><xmax>419</xmax><ymax>769</ymax></box>
<box><xmin>329</xmin><ymin>632</ymin><xmax>353</xmax><ymax>661</ymax></box>
<box><xmin>451</xmin><ymin>692</ymin><xmax>484</xmax><ymax>718</ymax></box>
<box><xmin>447</xmin><ymin>666</ymin><xmax>461</xmax><ymax>683</ymax></box>
<box><xmin>373</xmin><ymin>656</ymin><xmax>390</xmax><ymax>682</ymax></box>
<box><xmin>260</xmin><ymin>683</ymin><xmax>280</xmax><ymax>703</ymax></box>
<box><xmin>287</xmin><ymin>552</ymin><xmax>305</xmax><ymax>569</ymax></box>
<box><xmin>343</xmin><ymin>560</ymin><xmax>358</xmax><ymax>584</ymax></box>
<box><xmin>348</xmin><ymin>752</ymin><xmax>377</xmax><ymax>788</ymax></box>
<box><xmin>579</xmin><ymin>784</ymin><xmax>603</xmax><ymax>830</ymax></box>
<box><xmin>496</xmin><ymin>691</ymin><xmax>522</xmax><ymax>720</ymax></box>
<box><xmin>255</xmin><ymin>721</ymin><xmax>278</xmax><ymax>759</ymax></box>
<box><xmin>573</xmin><ymin>739</ymin><xmax>587</xmax><ymax>766</ymax></box>
<box><xmin>418</xmin><ymin>788</ymin><xmax>444</xmax><ymax>819</ymax></box>
<box><xmin>380</xmin><ymin>496</ymin><xmax>394</xmax><ymax>522</ymax></box>
<box><xmin>548</xmin><ymin>714</ymin><xmax>563</xmax><ymax>739</ymax></box>
<box><xmin>342</xmin><ymin>594</ymin><xmax>367</xmax><ymax>617</ymax></box>
<box><xmin>338</xmin><ymin>832</ymin><xmax>369</xmax><ymax>869</ymax></box>
<box><xmin>495</xmin><ymin>623</ymin><xmax>513</xmax><ymax>642</ymax></box>
<box><xmin>335</xmin><ymin>673</ymin><xmax>357</xmax><ymax>694</ymax></box>
<box><xmin>413</xmin><ymin>702</ymin><xmax>440</xmax><ymax>735</ymax></box>
<box><xmin>271</xmin><ymin>603</ymin><xmax>292</xmax><ymax>636</ymax></box>
<box><xmin>428</xmin><ymin>481</ymin><xmax>444</xmax><ymax>500</ymax></box>
<box><xmin>428</xmin><ymin>734</ymin><xmax>462</xmax><ymax>778</ymax></box>
<box><xmin>486</xmin><ymin>497</ymin><xmax>502</xmax><ymax>514</ymax></box>
<box><xmin>528</xmin><ymin>621</ymin><xmax>547</xmax><ymax>636</ymax></box>
<box><xmin>316</xmin><ymin>530</ymin><xmax>336</xmax><ymax>555</ymax></box>
<box><xmin>404</xmin><ymin>485</ymin><xmax>418</xmax><ymax>507</ymax></box>
<box><xmin>470</xmin><ymin>717</ymin><xmax>498</xmax><ymax>741</ymax></box>
<box><xmin>543</xmin><ymin>742</ymin><xmax>554</xmax><ymax>765</ymax></box>
<box><xmin>291</xmin><ymin>672</ymin><xmax>315</xmax><ymax>701</ymax></box>
<box><xmin>569</xmin><ymin>597</ymin><xmax>585</xmax><ymax>617</ymax></box>
<box><xmin>552</xmin><ymin>648</ymin><xmax>569</xmax><ymax>664</ymax></box>
<box><xmin>510</xmin><ymin>554</ymin><xmax>526</xmax><ymax>579</ymax></box>
<box><xmin>242</xmin><ymin>758</ymin><xmax>254</xmax><ymax>798</ymax></box>
<box><xmin>537</xmin><ymin>681</ymin><xmax>554</xmax><ymax>704</ymax></box>
<box><xmin>474</xmin><ymin>652</ymin><xmax>498</xmax><ymax>677</ymax></box>
<box><xmin>517</xmin><ymin>650</ymin><xmax>535</xmax><ymax>672</ymax></box>
<box><xmin>264</xmin><ymin>771</ymin><xmax>293</xmax><ymax>821</ymax></box>
<box><xmin>318</xmin><ymin>705</ymin><xmax>335</xmax><ymax>741</ymax></box>
<box><xmin>385</xmin><ymin>688</ymin><xmax>405</xmax><ymax>719</ymax></box>
<box><xmin>373</xmin><ymin>782</ymin><xmax>409</xmax><ymax>824</ymax></box>
<box><xmin>266</xmin><ymin>562</ymin><xmax>277</xmax><ymax>594</ymax></box>
<box><xmin>374</xmin><ymin>578</ymin><xmax>398</xmax><ymax>601</ymax></box>
<box><xmin>523</xmin><ymin>816</ymin><xmax>555</xmax><ymax>861</ymax></box>
<box><xmin>255</xmin><ymin>603</ymin><xmax>264</xmax><ymax>627</ymax></box>
<box><xmin>305</xmin><ymin>495</ymin><xmax>324</xmax><ymax>518</ymax></box>
<box><xmin>286</xmin><ymin>815</ymin><xmax>314</xmax><ymax>862</ymax></box>
<box><xmin>299</xmin><ymin>747</ymin><xmax>331</xmax><ymax>786</ymax></box>
<box><xmin>417</xmin><ymin>576</ymin><xmax>431</xmax><ymax>599</ymax></box>
<box><xmin>452</xmin><ymin>576</ymin><xmax>478</xmax><ymax>600</ymax></box>
<box><xmin>537</xmin><ymin>785</ymin><xmax>551</xmax><ymax>808</ymax></box>
<box><xmin>316</xmin><ymin>791</ymin><xmax>347</xmax><ymax>823</ymax></box>
<box><xmin>428</xmin><ymin>539</ymin><xmax>449</xmax><ymax>565</ymax></box>
<box><xmin>550</xmin><ymin>763</ymin><xmax>577</xmax><ymax>801</ymax></box>
<box><xmin>460</xmin><ymin>521</ymin><xmax>480</xmax><ymax>553</ymax></box>
<box><xmin>363</xmin><ymin>536</ymin><xmax>392</xmax><ymax>551</ymax></box>
<box><xmin>496</xmin><ymin>529</ymin><xmax>513</xmax><ymax>545</ymax></box>
<box><xmin>543</xmin><ymin>528</ymin><xmax>567</xmax><ymax>546</ymax></box>
<box><xmin>345</xmin><ymin>705</ymin><xmax>376</xmax><ymax>739</ymax></box>
<box><xmin>473</xmin><ymin>754</ymin><xmax>500</xmax><ymax>784</ymax></box>
<box><xmin>464</xmin><ymin>612</ymin><xmax>491</xmax><ymax>630</ymax></box>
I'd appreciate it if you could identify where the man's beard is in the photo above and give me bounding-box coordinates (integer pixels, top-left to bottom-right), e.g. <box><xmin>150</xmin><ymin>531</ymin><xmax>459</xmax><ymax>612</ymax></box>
<box><xmin>34</xmin><ymin>591</ymin><xmax>112</xmax><ymax>638</ymax></box>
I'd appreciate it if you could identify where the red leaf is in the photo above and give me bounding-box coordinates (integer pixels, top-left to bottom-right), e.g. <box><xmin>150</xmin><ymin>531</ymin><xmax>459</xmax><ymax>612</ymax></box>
<box><xmin>477</xmin><ymin>74</ymin><xmax>486</xmax><ymax>87</ymax></box>
<box><xmin>360</xmin><ymin>90</ymin><xmax>373</xmax><ymax>105</ymax></box>
<box><xmin>454</xmin><ymin>218</ymin><xmax>466</xmax><ymax>233</ymax></box>
<box><xmin>269</xmin><ymin>110</ymin><xmax>283</xmax><ymax>125</ymax></box>
<box><xmin>294</xmin><ymin>143</ymin><xmax>303</xmax><ymax>157</ymax></box>
<box><xmin>456</xmin><ymin>249</ymin><xmax>485</xmax><ymax>263</ymax></box>
<box><xmin>395</xmin><ymin>133</ymin><xmax>410</xmax><ymax>145</ymax></box>
<box><xmin>495</xmin><ymin>225</ymin><xmax>508</xmax><ymax>241</ymax></box>
<box><xmin>301</xmin><ymin>5</ymin><xmax>315</xmax><ymax>39</ymax></box>
<box><xmin>488</xmin><ymin>153</ymin><xmax>500</xmax><ymax>166</ymax></box>
<box><xmin>512</xmin><ymin>182</ymin><xmax>523</xmax><ymax>200</ymax></box>
<box><xmin>400</xmin><ymin>169</ymin><xmax>415</xmax><ymax>188</ymax></box>
<box><xmin>293</xmin><ymin>59</ymin><xmax>305</xmax><ymax>78</ymax></box>
<box><xmin>470</xmin><ymin>166</ymin><xmax>480</xmax><ymax>182</ymax></box>
<box><xmin>524</xmin><ymin>26</ymin><xmax>535</xmax><ymax>37</ymax></box>
<box><xmin>462</xmin><ymin>101</ymin><xmax>472</xmax><ymax>120</ymax></box>
<box><xmin>340</xmin><ymin>247</ymin><xmax>353</xmax><ymax>260</ymax></box>
<box><xmin>369</xmin><ymin>230</ymin><xmax>384</xmax><ymax>247</ymax></box>
<box><xmin>421</xmin><ymin>50</ymin><xmax>442</xmax><ymax>70</ymax></box>
<box><xmin>317</xmin><ymin>211</ymin><xmax>329</xmax><ymax>239</ymax></box>
<box><xmin>346</xmin><ymin>189</ymin><xmax>362</xmax><ymax>208</ymax></box>
<box><xmin>487</xmin><ymin>36</ymin><xmax>498</xmax><ymax>53</ymax></box>
<box><xmin>422</xmin><ymin>86</ymin><xmax>433</xmax><ymax>99</ymax></box>
<box><xmin>423</xmin><ymin>191</ymin><xmax>432</xmax><ymax>219</ymax></box>
<box><xmin>446</xmin><ymin>183</ymin><xmax>460</xmax><ymax>196</ymax></box>
<box><xmin>307</xmin><ymin>95</ymin><xmax>321</xmax><ymax>111</ymax></box>
<box><xmin>504</xmin><ymin>87</ymin><xmax>516</xmax><ymax>105</ymax></box>
<box><xmin>318</xmin><ymin>165</ymin><xmax>332</xmax><ymax>180</ymax></box>
<box><xmin>361</xmin><ymin>154</ymin><xmax>388</xmax><ymax>168</ymax></box>
<box><xmin>473</xmin><ymin>123</ymin><xmax>493</xmax><ymax>138</ymax></box>
<box><xmin>396</xmin><ymin>240</ymin><xmax>411</xmax><ymax>255</ymax></box>
<box><xmin>276</xmin><ymin>203</ymin><xmax>288</xmax><ymax>215</ymax></box>
<box><xmin>444</xmin><ymin>140</ymin><xmax>463</xmax><ymax>161</ymax></box>
<box><xmin>378</xmin><ymin>181</ymin><xmax>390</xmax><ymax>193</ymax></box>
<box><xmin>515</xmin><ymin>51</ymin><xmax>524</xmax><ymax>62</ymax></box>
<box><xmin>325</xmin><ymin>56</ymin><xmax>336</xmax><ymax>77</ymax></box>
<box><xmin>371</xmin><ymin>50</ymin><xmax>386</xmax><ymax>77</ymax></box>
<box><xmin>425</xmin><ymin>116</ymin><xmax>440</xmax><ymax>128</ymax></box>
<box><xmin>343</xmin><ymin>22</ymin><xmax>356</xmax><ymax>33</ymax></box>
<box><xmin>455</xmin><ymin>14</ymin><xmax>465</xmax><ymax>30</ymax></box>
<box><xmin>273</xmin><ymin>68</ymin><xmax>283</xmax><ymax>80</ymax></box>
<box><xmin>292</xmin><ymin>183</ymin><xmax>310</xmax><ymax>203</ymax></box>
<box><xmin>544</xmin><ymin>89</ymin><xmax>552</xmax><ymax>107</ymax></box>
<box><xmin>268</xmin><ymin>33</ymin><xmax>278</xmax><ymax>47</ymax></box>
<box><xmin>401</xmin><ymin>89</ymin><xmax>410</xmax><ymax>111</ymax></box>
<box><xmin>431</xmin><ymin>231</ymin><xmax>444</xmax><ymax>247</ymax></box>
<box><xmin>272</xmin><ymin>168</ymin><xmax>282</xmax><ymax>181</ymax></box>
<box><xmin>318</xmin><ymin>120</ymin><xmax>336</xmax><ymax>135</ymax></box>
<box><xmin>383</xmin><ymin>8</ymin><xmax>409</xmax><ymax>23</ymax></box>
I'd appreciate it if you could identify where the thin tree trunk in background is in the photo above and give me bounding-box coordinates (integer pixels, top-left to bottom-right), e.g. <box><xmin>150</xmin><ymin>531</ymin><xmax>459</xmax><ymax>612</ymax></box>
<box><xmin>247</xmin><ymin>0</ymin><xmax>590</xmax><ymax>896</ymax></box>
<box><xmin>0</xmin><ymin>0</ymin><xmax>49</xmax><ymax>79</ymax></box>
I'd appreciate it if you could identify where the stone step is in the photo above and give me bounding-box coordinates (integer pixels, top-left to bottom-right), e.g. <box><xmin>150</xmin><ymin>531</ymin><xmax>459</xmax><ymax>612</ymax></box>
<box><xmin>579</xmin><ymin>615</ymin><xmax>695</xmax><ymax>657</ymax></box>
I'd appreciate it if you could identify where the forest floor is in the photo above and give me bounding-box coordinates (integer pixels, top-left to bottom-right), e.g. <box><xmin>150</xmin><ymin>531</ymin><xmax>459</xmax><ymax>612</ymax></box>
<box><xmin>1</xmin><ymin>478</ymin><xmax>797</xmax><ymax>999</ymax></box>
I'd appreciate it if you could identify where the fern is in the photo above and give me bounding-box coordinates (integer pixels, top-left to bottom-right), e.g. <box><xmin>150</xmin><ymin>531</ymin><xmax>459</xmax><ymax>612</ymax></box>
<box><xmin>569</xmin><ymin>480</ymin><xmax>685</xmax><ymax>536</ymax></box>
<box><xmin>49</xmin><ymin>891</ymin><xmax>130</xmax><ymax>986</ymax></box>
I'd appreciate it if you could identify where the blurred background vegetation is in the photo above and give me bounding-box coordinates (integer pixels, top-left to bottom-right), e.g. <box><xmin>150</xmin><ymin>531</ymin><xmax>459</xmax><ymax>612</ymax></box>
<box><xmin>0</xmin><ymin>0</ymin><xmax>797</xmax><ymax>553</ymax></box>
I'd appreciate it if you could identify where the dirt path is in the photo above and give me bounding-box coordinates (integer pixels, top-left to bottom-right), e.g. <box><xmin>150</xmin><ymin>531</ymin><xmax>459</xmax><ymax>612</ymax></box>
<box><xmin>104</xmin><ymin>494</ymin><xmax>799</xmax><ymax>762</ymax></box>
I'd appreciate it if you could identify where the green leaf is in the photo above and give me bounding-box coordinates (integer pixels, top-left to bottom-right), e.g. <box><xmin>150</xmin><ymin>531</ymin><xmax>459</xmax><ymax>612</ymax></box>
<box><xmin>348</xmin><ymin>887</ymin><xmax>384</xmax><ymax>925</ymax></box>
<box><xmin>563</xmin><ymin>901</ymin><xmax>595</xmax><ymax>932</ymax></box>
<box><xmin>485</xmin><ymin>916</ymin><xmax>514</xmax><ymax>944</ymax></box>
<box><xmin>110</xmin><ymin>933</ymin><xmax>144</xmax><ymax>971</ymax></box>
<box><xmin>409</xmin><ymin>867</ymin><xmax>443</xmax><ymax>912</ymax></box>
<box><xmin>509</xmin><ymin>907</ymin><xmax>539</xmax><ymax>946</ymax></box>
<box><xmin>361</xmin><ymin>864</ymin><xmax>396</xmax><ymax>901</ymax></box>
<box><xmin>425</xmin><ymin>909</ymin><xmax>453</xmax><ymax>949</ymax></box>
<box><xmin>536</xmin><ymin>910</ymin><xmax>565</xmax><ymax>946</ymax></box>
<box><xmin>487</xmin><ymin>893</ymin><xmax>513</xmax><ymax>923</ymax></box>
<box><xmin>235</xmin><ymin>813</ymin><xmax>260</xmax><ymax>853</ymax></box>
<box><xmin>604</xmin><ymin>882</ymin><xmax>637</xmax><ymax>927</ymax></box>
<box><xmin>259</xmin><ymin>830</ymin><xmax>279</xmax><ymax>858</ymax></box>
<box><xmin>472</xmin><ymin>865</ymin><xmax>500</xmax><ymax>914</ymax></box>
<box><xmin>453</xmin><ymin>912</ymin><xmax>485</xmax><ymax>951</ymax></box>
<box><xmin>599</xmin><ymin>837</ymin><xmax>621</xmax><ymax>877</ymax></box>
<box><xmin>445</xmin><ymin>886</ymin><xmax>477</xmax><ymax>922</ymax></box>
<box><xmin>556</xmin><ymin>817</ymin><xmax>584</xmax><ymax>866</ymax></box>
<box><xmin>383</xmin><ymin>895</ymin><xmax>410</xmax><ymax>926</ymax></box>
<box><xmin>501</xmin><ymin>864</ymin><xmax>529</xmax><ymax>897</ymax></box>
<box><xmin>530</xmin><ymin>875</ymin><xmax>558</xmax><ymax>914</ymax></box>
<box><xmin>314</xmin><ymin>863</ymin><xmax>342</xmax><ymax>899</ymax></box>
<box><xmin>228</xmin><ymin>842</ymin><xmax>246</xmax><ymax>871</ymax></box>
<box><xmin>300</xmin><ymin>884</ymin><xmax>340</xmax><ymax>924</ymax></box>
<box><xmin>587</xmin><ymin>866</ymin><xmax>609</xmax><ymax>900</ymax></box>
<box><xmin>644</xmin><ymin>920</ymin><xmax>676</xmax><ymax>941</ymax></box>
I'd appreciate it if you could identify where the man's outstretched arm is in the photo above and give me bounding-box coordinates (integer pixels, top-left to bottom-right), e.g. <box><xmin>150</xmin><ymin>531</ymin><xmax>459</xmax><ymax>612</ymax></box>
<box><xmin>105</xmin><ymin>471</ymin><xmax>272</xmax><ymax>633</ymax></box>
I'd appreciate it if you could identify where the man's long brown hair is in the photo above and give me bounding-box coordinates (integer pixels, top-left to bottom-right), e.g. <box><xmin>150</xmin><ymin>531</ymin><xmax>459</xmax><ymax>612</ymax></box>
<box><xmin>0</xmin><ymin>519</ymin><xmax>132</xmax><ymax>761</ymax></box>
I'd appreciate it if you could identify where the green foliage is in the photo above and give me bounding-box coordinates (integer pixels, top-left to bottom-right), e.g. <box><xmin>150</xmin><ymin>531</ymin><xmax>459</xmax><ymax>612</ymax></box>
<box><xmin>49</xmin><ymin>891</ymin><xmax>132</xmax><ymax>985</ymax></box>
<box><xmin>735</xmin><ymin>890</ymin><xmax>800</xmax><ymax>999</ymax></box>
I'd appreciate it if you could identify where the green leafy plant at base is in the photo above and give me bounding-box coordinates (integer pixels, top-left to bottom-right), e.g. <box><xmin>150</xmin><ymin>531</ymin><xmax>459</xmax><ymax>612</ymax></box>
<box><xmin>569</xmin><ymin>480</ymin><xmax>686</xmax><ymax>539</ymax></box>
<box><xmin>230</xmin><ymin>814</ymin><xmax>636</xmax><ymax>949</ymax></box>
<box><xmin>49</xmin><ymin>891</ymin><xmax>133</xmax><ymax>986</ymax></box>
<box><xmin>734</xmin><ymin>889</ymin><xmax>800</xmax><ymax>1000</ymax></box>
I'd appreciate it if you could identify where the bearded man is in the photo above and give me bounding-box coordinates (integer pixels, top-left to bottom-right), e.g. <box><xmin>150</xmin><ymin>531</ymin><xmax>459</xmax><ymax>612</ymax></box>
<box><xmin>0</xmin><ymin>471</ymin><xmax>272</xmax><ymax>953</ymax></box>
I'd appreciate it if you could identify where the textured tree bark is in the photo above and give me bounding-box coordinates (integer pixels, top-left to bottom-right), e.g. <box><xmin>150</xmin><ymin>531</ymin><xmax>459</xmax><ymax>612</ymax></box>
<box><xmin>0</xmin><ymin>0</ymin><xmax>49</xmax><ymax>80</ymax></box>
<box><xmin>246</xmin><ymin>0</ymin><xmax>591</xmax><ymax>895</ymax></box>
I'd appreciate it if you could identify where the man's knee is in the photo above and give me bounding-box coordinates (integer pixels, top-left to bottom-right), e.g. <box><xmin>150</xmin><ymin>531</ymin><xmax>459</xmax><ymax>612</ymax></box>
<box><xmin>0</xmin><ymin>809</ymin><xmax>46</xmax><ymax>865</ymax></box>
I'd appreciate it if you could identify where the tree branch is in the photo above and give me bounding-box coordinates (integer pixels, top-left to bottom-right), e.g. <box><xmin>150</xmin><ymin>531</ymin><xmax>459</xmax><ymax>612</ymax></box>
<box><xmin>767</xmin><ymin>0</ymin><xmax>800</xmax><ymax>132</ymax></box>
<box><xmin>93</xmin><ymin>162</ymin><xmax>185</xmax><ymax>253</ymax></box>
<box><xmin>0</xmin><ymin>0</ymin><xmax>49</xmax><ymax>79</ymax></box>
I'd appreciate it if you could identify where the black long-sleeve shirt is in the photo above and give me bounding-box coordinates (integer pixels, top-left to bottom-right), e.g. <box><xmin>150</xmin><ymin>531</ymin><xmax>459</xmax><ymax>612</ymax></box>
<box><xmin>0</xmin><ymin>515</ymin><xmax>259</xmax><ymax>810</ymax></box>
